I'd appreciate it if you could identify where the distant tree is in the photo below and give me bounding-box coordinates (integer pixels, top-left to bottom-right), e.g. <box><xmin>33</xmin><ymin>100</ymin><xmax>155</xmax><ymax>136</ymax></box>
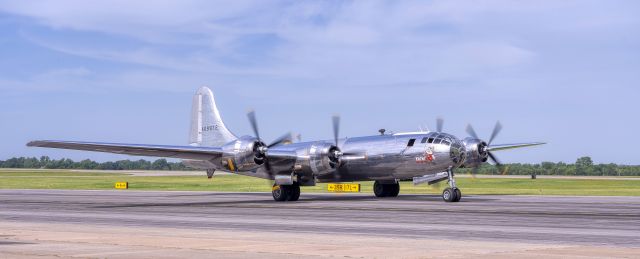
<box><xmin>575</xmin><ymin>156</ymin><xmax>594</xmax><ymax>175</ymax></box>
<box><xmin>151</xmin><ymin>159</ymin><xmax>170</xmax><ymax>170</ymax></box>
<box><xmin>77</xmin><ymin>159</ymin><xmax>98</xmax><ymax>170</ymax></box>
<box><xmin>541</xmin><ymin>162</ymin><xmax>555</xmax><ymax>175</ymax></box>
<box><xmin>39</xmin><ymin>156</ymin><xmax>50</xmax><ymax>168</ymax></box>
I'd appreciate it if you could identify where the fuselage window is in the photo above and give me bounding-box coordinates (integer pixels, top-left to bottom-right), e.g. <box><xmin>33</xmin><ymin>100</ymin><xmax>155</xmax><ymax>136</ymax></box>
<box><xmin>421</xmin><ymin>137</ymin><xmax>427</xmax><ymax>143</ymax></box>
<box><xmin>407</xmin><ymin>139</ymin><xmax>416</xmax><ymax>147</ymax></box>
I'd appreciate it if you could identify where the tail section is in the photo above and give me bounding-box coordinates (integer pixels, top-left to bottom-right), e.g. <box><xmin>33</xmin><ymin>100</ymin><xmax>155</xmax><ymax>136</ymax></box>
<box><xmin>189</xmin><ymin>86</ymin><xmax>237</xmax><ymax>147</ymax></box>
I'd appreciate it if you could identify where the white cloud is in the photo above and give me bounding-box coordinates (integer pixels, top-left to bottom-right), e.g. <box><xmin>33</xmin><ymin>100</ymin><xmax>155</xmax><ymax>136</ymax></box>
<box><xmin>1</xmin><ymin>1</ymin><xmax>638</xmax><ymax>94</ymax></box>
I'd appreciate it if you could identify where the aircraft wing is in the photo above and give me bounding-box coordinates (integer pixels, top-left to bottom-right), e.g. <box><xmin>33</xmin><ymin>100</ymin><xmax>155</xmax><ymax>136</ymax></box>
<box><xmin>27</xmin><ymin>140</ymin><xmax>223</xmax><ymax>161</ymax></box>
<box><xmin>487</xmin><ymin>142</ymin><xmax>546</xmax><ymax>152</ymax></box>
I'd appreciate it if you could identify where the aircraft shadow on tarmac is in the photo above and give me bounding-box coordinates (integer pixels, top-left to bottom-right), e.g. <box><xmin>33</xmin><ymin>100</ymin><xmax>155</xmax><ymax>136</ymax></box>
<box><xmin>91</xmin><ymin>193</ymin><xmax>496</xmax><ymax>209</ymax></box>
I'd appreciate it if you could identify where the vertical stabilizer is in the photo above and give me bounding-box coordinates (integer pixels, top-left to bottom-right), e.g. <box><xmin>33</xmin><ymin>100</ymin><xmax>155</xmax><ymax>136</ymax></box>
<box><xmin>189</xmin><ymin>86</ymin><xmax>237</xmax><ymax>147</ymax></box>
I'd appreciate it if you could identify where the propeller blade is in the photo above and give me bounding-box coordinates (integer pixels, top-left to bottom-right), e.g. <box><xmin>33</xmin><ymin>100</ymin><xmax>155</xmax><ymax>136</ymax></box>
<box><xmin>487</xmin><ymin>151</ymin><xmax>501</xmax><ymax>166</ymax></box>
<box><xmin>247</xmin><ymin>110</ymin><xmax>260</xmax><ymax>140</ymax></box>
<box><xmin>264</xmin><ymin>159</ymin><xmax>272</xmax><ymax>173</ymax></box>
<box><xmin>268</xmin><ymin>132</ymin><xmax>293</xmax><ymax>148</ymax></box>
<box><xmin>436</xmin><ymin>117</ymin><xmax>444</xmax><ymax>132</ymax></box>
<box><xmin>487</xmin><ymin>151</ymin><xmax>506</xmax><ymax>174</ymax></box>
<box><xmin>488</xmin><ymin>121</ymin><xmax>502</xmax><ymax>145</ymax></box>
<box><xmin>332</xmin><ymin>114</ymin><xmax>340</xmax><ymax>147</ymax></box>
<box><xmin>471</xmin><ymin>166</ymin><xmax>479</xmax><ymax>178</ymax></box>
<box><xmin>465</xmin><ymin>124</ymin><xmax>479</xmax><ymax>139</ymax></box>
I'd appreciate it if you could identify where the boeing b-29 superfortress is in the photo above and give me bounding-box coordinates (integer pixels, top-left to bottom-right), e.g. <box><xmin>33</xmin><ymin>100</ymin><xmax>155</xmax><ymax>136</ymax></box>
<box><xmin>28</xmin><ymin>87</ymin><xmax>544</xmax><ymax>202</ymax></box>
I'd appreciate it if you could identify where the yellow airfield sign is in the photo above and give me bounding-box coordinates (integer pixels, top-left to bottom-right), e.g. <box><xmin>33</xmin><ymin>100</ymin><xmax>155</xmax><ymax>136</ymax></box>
<box><xmin>115</xmin><ymin>182</ymin><xmax>128</xmax><ymax>189</ymax></box>
<box><xmin>327</xmin><ymin>183</ymin><xmax>360</xmax><ymax>192</ymax></box>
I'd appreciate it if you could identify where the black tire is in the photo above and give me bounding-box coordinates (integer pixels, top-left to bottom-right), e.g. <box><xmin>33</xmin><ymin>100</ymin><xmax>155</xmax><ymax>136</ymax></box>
<box><xmin>272</xmin><ymin>184</ymin><xmax>288</xmax><ymax>202</ymax></box>
<box><xmin>388</xmin><ymin>183</ymin><xmax>400</xmax><ymax>197</ymax></box>
<box><xmin>442</xmin><ymin>188</ymin><xmax>455</xmax><ymax>202</ymax></box>
<box><xmin>373</xmin><ymin>181</ymin><xmax>386</xmax><ymax>197</ymax></box>
<box><xmin>453</xmin><ymin>188</ymin><xmax>461</xmax><ymax>202</ymax></box>
<box><xmin>289</xmin><ymin>183</ymin><xmax>300</xmax><ymax>201</ymax></box>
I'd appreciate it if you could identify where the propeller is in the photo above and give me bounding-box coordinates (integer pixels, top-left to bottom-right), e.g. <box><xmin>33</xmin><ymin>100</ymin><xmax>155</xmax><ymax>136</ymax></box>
<box><xmin>465</xmin><ymin>121</ymin><xmax>505</xmax><ymax>176</ymax></box>
<box><xmin>246</xmin><ymin>110</ymin><xmax>292</xmax><ymax>178</ymax></box>
<box><xmin>328</xmin><ymin>115</ymin><xmax>366</xmax><ymax>181</ymax></box>
<box><xmin>332</xmin><ymin>114</ymin><xmax>340</xmax><ymax>147</ymax></box>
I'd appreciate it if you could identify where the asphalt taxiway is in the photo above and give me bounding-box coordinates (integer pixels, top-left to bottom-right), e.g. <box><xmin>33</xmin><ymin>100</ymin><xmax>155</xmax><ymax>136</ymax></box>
<box><xmin>1</xmin><ymin>189</ymin><xmax>639</xmax><ymax>258</ymax></box>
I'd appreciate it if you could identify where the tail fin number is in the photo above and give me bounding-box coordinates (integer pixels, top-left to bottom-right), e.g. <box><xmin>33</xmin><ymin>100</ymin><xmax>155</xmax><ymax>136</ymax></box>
<box><xmin>202</xmin><ymin>125</ymin><xmax>219</xmax><ymax>132</ymax></box>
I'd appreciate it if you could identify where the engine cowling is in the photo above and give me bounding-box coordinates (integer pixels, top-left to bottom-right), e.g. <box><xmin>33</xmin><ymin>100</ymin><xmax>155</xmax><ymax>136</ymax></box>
<box><xmin>295</xmin><ymin>142</ymin><xmax>340</xmax><ymax>176</ymax></box>
<box><xmin>220</xmin><ymin>136</ymin><xmax>265</xmax><ymax>172</ymax></box>
<box><xmin>461</xmin><ymin>137</ymin><xmax>489</xmax><ymax>168</ymax></box>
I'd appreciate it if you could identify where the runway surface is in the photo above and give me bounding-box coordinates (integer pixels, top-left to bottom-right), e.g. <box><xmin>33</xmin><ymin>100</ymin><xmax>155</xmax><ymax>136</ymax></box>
<box><xmin>1</xmin><ymin>189</ymin><xmax>640</xmax><ymax>258</ymax></box>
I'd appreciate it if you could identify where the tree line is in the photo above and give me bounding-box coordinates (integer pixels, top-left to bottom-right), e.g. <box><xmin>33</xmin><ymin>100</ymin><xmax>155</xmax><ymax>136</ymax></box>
<box><xmin>458</xmin><ymin>157</ymin><xmax>638</xmax><ymax>176</ymax></box>
<box><xmin>0</xmin><ymin>156</ymin><xmax>191</xmax><ymax>171</ymax></box>
<box><xmin>1</xmin><ymin>156</ymin><xmax>639</xmax><ymax>176</ymax></box>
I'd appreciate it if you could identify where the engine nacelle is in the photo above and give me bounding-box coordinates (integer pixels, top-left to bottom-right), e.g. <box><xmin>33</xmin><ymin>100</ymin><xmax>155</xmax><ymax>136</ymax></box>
<box><xmin>461</xmin><ymin>137</ymin><xmax>489</xmax><ymax>168</ymax></box>
<box><xmin>220</xmin><ymin>136</ymin><xmax>264</xmax><ymax>172</ymax></box>
<box><xmin>295</xmin><ymin>142</ymin><xmax>339</xmax><ymax>176</ymax></box>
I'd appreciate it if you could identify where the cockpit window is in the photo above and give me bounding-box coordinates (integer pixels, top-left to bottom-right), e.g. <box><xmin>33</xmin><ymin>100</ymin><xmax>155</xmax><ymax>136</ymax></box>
<box><xmin>421</xmin><ymin>137</ymin><xmax>427</xmax><ymax>143</ymax></box>
<box><xmin>407</xmin><ymin>139</ymin><xmax>415</xmax><ymax>147</ymax></box>
<box><xmin>427</xmin><ymin>138</ymin><xmax>434</xmax><ymax>143</ymax></box>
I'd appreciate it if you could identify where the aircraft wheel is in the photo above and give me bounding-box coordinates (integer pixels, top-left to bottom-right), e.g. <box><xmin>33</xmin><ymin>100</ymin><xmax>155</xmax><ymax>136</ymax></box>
<box><xmin>453</xmin><ymin>188</ymin><xmax>461</xmax><ymax>202</ymax></box>
<box><xmin>388</xmin><ymin>183</ymin><xmax>400</xmax><ymax>197</ymax></box>
<box><xmin>288</xmin><ymin>183</ymin><xmax>300</xmax><ymax>201</ymax></box>
<box><xmin>272</xmin><ymin>184</ymin><xmax>289</xmax><ymax>202</ymax></box>
<box><xmin>374</xmin><ymin>181</ymin><xmax>400</xmax><ymax>197</ymax></box>
<box><xmin>442</xmin><ymin>188</ymin><xmax>456</xmax><ymax>202</ymax></box>
<box><xmin>373</xmin><ymin>181</ymin><xmax>386</xmax><ymax>197</ymax></box>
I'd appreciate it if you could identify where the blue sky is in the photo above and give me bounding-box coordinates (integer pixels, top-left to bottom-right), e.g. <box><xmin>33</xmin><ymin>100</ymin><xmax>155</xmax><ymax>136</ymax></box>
<box><xmin>1</xmin><ymin>1</ymin><xmax>639</xmax><ymax>164</ymax></box>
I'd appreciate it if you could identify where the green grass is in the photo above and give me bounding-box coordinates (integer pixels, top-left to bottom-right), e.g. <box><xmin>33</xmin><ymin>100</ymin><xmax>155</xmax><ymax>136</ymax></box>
<box><xmin>1</xmin><ymin>170</ymin><xmax>640</xmax><ymax>196</ymax></box>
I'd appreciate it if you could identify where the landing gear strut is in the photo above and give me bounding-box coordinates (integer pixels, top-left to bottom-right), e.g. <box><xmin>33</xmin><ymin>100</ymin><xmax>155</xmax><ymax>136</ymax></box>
<box><xmin>442</xmin><ymin>167</ymin><xmax>461</xmax><ymax>202</ymax></box>
<box><xmin>272</xmin><ymin>183</ymin><xmax>300</xmax><ymax>202</ymax></box>
<box><xmin>373</xmin><ymin>181</ymin><xmax>400</xmax><ymax>197</ymax></box>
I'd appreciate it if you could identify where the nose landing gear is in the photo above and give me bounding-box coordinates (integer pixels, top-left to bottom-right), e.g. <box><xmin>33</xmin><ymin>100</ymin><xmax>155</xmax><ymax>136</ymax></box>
<box><xmin>442</xmin><ymin>187</ymin><xmax>461</xmax><ymax>202</ymax></box>
<box><xmin>442</xmin><ymin>167</ymin><xmax>461</xmax><ymax>202</ymax></box>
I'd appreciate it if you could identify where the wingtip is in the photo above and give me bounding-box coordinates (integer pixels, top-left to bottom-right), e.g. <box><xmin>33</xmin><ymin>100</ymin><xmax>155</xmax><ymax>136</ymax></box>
<box><xmin>26</xmin><ymin>141</ymin><xmax>40</xmax><ymax>147</ymax></box>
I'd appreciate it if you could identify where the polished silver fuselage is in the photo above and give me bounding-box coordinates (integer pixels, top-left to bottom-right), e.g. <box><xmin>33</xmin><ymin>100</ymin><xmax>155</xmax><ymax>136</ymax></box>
<box><xmin>203</xmin><ymin>131</ymin><xmax>466</xmax><ymax>184</ymax></box>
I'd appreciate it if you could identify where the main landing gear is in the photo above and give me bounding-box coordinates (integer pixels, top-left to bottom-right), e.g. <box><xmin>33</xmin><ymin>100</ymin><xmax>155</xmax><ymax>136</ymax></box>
<box><xmin>373</xmin><ymin>181</ymin><xmax>400</xmax><ymax>197</ymax></box>
<box><xmin>272</xmin><ymin>183</ymin><xmax>300</xmax><ymax>202</ymax></box>
<box><xmin>442</xmin><ymin>167</ymin><xmax>461</xmax><ymax>202</ymax></box>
